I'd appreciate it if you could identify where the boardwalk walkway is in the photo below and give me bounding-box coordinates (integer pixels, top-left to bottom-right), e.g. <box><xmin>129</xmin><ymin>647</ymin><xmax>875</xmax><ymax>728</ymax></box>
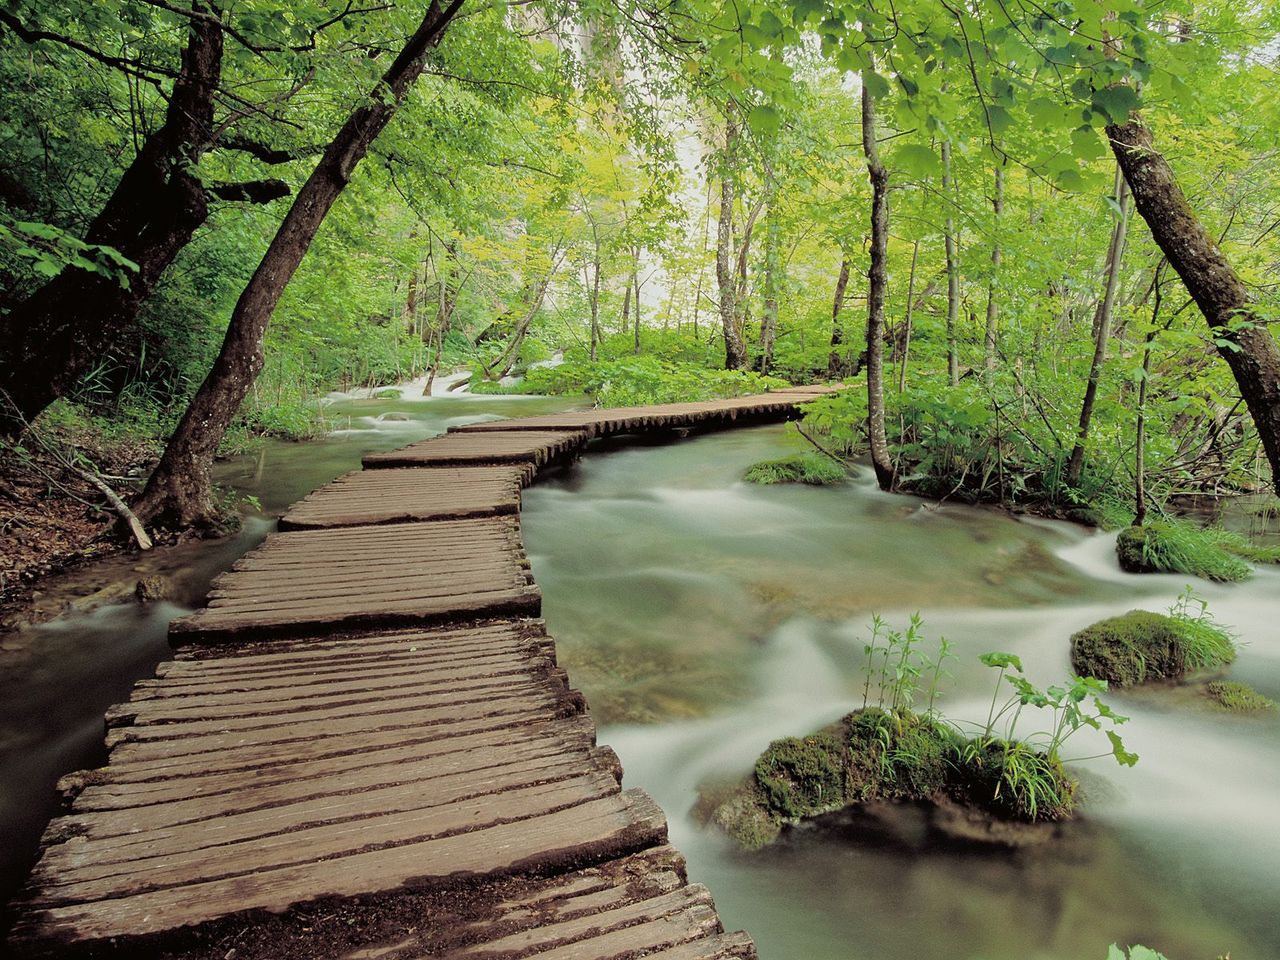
<box><xmin>10</xmin><ymin>386</ymin><xmax>833</xmax><ymax>959</ymax></box>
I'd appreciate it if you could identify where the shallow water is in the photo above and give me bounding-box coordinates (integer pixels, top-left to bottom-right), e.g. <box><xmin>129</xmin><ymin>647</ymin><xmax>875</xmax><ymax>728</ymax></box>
<box><xmin>0</xmin><ymin>389</ymin><xmax>579</xmax><ymax>909</ymax></box>
<box><xmin>521</xmin><ymin>425</ymin><xmax>1280</xmax><ymax>960</ymax></box>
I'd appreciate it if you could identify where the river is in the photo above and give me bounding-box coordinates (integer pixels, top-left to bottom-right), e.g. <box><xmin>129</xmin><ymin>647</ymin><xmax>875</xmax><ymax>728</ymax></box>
<box><xmin>2</xmin><ymin>391</ymin><xmax>1277</xmax><ymax>959</ymax></box>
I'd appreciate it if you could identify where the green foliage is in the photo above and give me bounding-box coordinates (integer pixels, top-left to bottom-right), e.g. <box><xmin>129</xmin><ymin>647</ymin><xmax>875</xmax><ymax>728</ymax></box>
<box><xmin>488</xmin><ymin>355</ymin><xmax>789</xmax><ymax>407</ymax></box>
<box><xmin>743</xmin><ymin>453</ymin><xmax>846</xmax><ymax>485</ymax></box>
<box><xmin>1116</xmin><ymin>522</ymin><xmax>1253</xmax><ymax>583</ymax></box>
<box><xmin>1204</xmin><ymin>680</ymin><xmax>1277</xmax><ymax>713</ymax></box>
<box><xmin>1106</xmin><ymin>946</ymin><xmax>1169</xmax><ymax>960</ymax></box>
<box><xmin>1168</xmin><ymin>587</ymin><xmax>1239</xmax><ymax>672</ymax></box>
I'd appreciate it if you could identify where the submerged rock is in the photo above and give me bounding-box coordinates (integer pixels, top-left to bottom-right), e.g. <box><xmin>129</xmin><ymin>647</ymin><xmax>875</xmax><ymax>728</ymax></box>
<box><xmin>1204</xmin><ymin>680</ymin><xmax>1277</xmax><ymax>713</ymax></box>
<box><xmin>135</xmin><ymin>575</ymin><xmax>169</xmax><ymax>603</ymax></box>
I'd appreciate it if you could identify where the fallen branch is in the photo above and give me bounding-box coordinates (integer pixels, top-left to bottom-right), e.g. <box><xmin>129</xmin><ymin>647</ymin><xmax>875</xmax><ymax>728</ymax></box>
<box><xmin>67</xmin><ymin>463</ymin><xmax>153</xmax><ymax>551</ymax></box>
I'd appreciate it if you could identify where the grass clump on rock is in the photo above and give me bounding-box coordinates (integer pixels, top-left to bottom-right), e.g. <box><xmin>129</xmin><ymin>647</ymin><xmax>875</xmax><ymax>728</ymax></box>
<box><xmin>1070</xmin><ymin>589</ymin><xmax>1237</xmax><ymax>687</ymax></box>
<box><xmin>1115</xmin><ymin>519</ymin><xmax>1280</xmax><ymax>582</ymax></box>
<box><xmin>1204</xmin><ymin>680</ymin><xmax>1276</xmax><ymax>713</ymax></box>
<box><xmin>705</xmin><ymin>617</ymin><xmax>1134</xmax><ymax>850</ymax></box>
<box><xmin>743</xmin><ymin>452</ymin><xmax>847</xmax><ymax>486</ymax></box>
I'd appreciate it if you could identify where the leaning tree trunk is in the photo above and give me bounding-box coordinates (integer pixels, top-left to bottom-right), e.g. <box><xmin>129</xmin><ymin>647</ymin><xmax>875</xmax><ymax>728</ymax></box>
<box><xmin>589</xmin><ymin>256</ymin><xmax>602</xmax><ymax>363</ymax></box>
<box><xmin>135</xmin><ymin>0</ymin><xmax>464</xmax><ymax>530</ymax></box>
<box><xmin>942</xmin><ymin>139</ymin><xmax>961</xmax><ymax>387</ymax></box>
<box><xmin>1110</xmin><ymin>118</ymin><xmax>1280</xmax><ymax>491</ymax></box>
<box><xmin>862</xmin><ymin>79</ymin><xmax>894</xmax><ymax>491</ymax></box>
<box><xmin>983</xmin><ymin>163</ymin><xmax>1004</xmax><ymax>372</ymax></box>
<box><xmin>0</xmin><ymin>10</ymin><xmax>224</xmax><ymax>433</ymax></box>
<box><xmin>717</xmin><ymin>104</ymin><xmax>747</xmax><ymax>370</ymax></box>
<box><xmin>1066</xmin><ymin>164</ymin><xmax>1130</xmax><ymax>489</ymax></box>
<box><xmin>827</xmin><ymin>257</ymin><xmax>852</xmax><ymax>379</ymax></box>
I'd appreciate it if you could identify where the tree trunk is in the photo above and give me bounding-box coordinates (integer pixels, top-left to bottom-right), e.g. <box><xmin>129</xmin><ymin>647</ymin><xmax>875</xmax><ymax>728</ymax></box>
<box><xmin>862</xmin><ymin>79</ymin><xmax>894</xmax><ymax>491</ymax></box>
<box><xmin>1110</xmin><ymin>117</ymin><xmax>1280</xmax><ymax>491</ymax></box>
<box><xmin>620</xmin><ymin>281</ymin><xmax>632</xmax><ymax>336</ymax></box>
<box><xmin>898</xmin><ymin>240</ymin><xmax>920</xmax><ymax>393</ymax></box>
<box><xmin>983</xmin><ymin>163</ymin><xmax>1004</xmax><ymax>372</ymax></box>
<box><xmin>135</xmin><ymin>0</ymin><xmax>463</xmax><ymax>529</ymax></box>
<box><xmin>828</xmin><ymin>258</ymin><xmax>852</xmax><ymax>379</ymax></box>
<box><xmin>717</xmin><ymin>104</ymin><xmax>747</xmax><ymax>370</ymax></box>
<box><xmin>403</xmin><ymin>264</ymin><xmax>419</xmax><ymax>335</ymax></box>
<box><xmin>488</xmin><ymin>256</ymin><xmax>559</xmax><ymax>380</ymax></box>
<box><xmin>1066</xmin><ymin>164</ymin><xmax>1130</xmax><ymax>489</ymax></box>
<box><xmin>631</xmin><ymin>256</ymin><xmax>641</xmax><ymax>354</ymax></box>
<box><xmin>942</xmin><ymin>139</ymin><xmax>961</xmax><ymax>387</ymax></box>
<box><xmin>0</xmin><ymin>10</ymin><xmax>224</xmax><ymax>433</ymax></box>
<box><xmin>589</xmin><ymin>256</ymin><xmax>602</xmax><ymax>363</ymax></box>
<box><xmin>760</xmin><ymin>205</ymin><xmax>779</xmax><ymax>374</ymax></box>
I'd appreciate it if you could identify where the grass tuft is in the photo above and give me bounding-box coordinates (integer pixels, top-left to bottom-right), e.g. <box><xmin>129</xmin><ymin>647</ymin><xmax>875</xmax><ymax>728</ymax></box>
<box><xmin>1116</xmin><ymin>521</ymin><xmax>1252</xmax><ymax>582</ymax></box>
<box><xmin>1204</xmin><ymin>680</ymin><xmax>1277</xmax><ymax>713</ymax></box>
<box><xmin>743</xmin><ymin>453</ymin><xmax>847</xmax><ymax>486</ymax></box>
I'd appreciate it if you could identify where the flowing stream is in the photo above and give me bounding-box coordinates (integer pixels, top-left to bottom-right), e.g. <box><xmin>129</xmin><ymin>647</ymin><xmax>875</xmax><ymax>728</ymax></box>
<box><xmin>2</xmin><ymin>394</ymin><xmax>1277</xmax><ymax>959</ymax></box>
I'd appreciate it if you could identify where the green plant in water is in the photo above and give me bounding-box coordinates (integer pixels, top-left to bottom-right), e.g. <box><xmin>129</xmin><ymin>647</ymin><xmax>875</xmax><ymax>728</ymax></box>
<box><xmin>743</xmin><ymin>453</ymin><xmax>847</xmax><ymax>486</ymax></box>
<box><xmin>1167</xmin><ymin>586</ymin><xmax>1238</xmax><ymax>671</ymax></box>
<box><xmin>1106</xmin><ymin>946</ymin><xmax>1169</xmax><ymax>960</ymax></box>
<box><xmin>1205</xmin><ymin>680</ymin><xmax>1276</xmax><ymax>713</ymax></box>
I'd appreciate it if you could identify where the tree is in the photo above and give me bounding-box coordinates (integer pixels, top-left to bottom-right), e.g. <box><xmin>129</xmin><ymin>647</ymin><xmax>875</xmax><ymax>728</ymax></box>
<box><xmin>861</xmin><ymin>78</ymin><xmax>893</xmax><ymax>491</ymax></box>
<box><xmin>135</xmin><ymin>0</ymin><xmax>465</xmax><ymax>528</ymax></box>
<box><xmin>1110</xmin><ymin>116</ymin><xmax>1280</xmax><ymax>492</ymax></box>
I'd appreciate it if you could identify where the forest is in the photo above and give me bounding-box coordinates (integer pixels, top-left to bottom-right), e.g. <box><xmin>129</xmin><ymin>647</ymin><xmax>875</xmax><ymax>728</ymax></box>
<box><xmin>2</xmin><ymin>1</ymin><xmax>1280</xmax><ymax>959</ymax></box>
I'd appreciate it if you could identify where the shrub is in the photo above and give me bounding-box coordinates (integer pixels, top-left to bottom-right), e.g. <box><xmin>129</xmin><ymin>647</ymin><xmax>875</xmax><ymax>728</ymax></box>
<box><xmin>743</xmin><ymin>453</ymin><xmax>847</xmax><ymax>485</ymax></box>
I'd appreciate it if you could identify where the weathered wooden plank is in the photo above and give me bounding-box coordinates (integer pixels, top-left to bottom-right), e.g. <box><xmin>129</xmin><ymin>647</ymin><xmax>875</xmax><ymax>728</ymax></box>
<box><xmin>16</xmin><ymin>789</ymin><xmax>667</xmax><ymax>946</ymax></box>
<box><xmin>362</xmin><ymin>430</ymin><xmax>587</xmax><ymax>469</ymax></box>
<box><xmin>172</xmin><ymin>519</ymin><xmax>540</xmax><ymax>643</ymax></box>
<box><xmin>280</xmin><ymin>466</ymin><xmax>533</xmax><ymax>531</ymax></box>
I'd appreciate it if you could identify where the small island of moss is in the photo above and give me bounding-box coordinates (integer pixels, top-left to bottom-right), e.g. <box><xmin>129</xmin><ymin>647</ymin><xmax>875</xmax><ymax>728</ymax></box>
<box><xmin>1204</xmin><ymin>680</ymin><xmax>1277</xmax><ymax>713</ymax></box>
<box><xmin>743</xmin><ymin>452</ymin><xmax>847</xmax><ymax>486</ymax></box>
<box><xmin>1070</xmin><ymin>590</ymin><xmax>1236</xmax><ymax>688</ymax></box>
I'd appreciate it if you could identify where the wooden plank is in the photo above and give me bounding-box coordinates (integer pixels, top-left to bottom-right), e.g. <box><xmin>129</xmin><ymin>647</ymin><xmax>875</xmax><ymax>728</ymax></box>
<box><xmin>16</xmin><ymin>789</ymin><xmax>668</xmax><ymax>945</ymax></box>
<box><xmin>171</xmin><ymin>519</ymin><xmax>540</xmax><ymax>643</ymax></box>
<box><xmin>280</xmin><ymin>465</ymin><xmax>532</xmax><ymax>530</ymax></box>
<box><xmin>362</xmin><ymin>430</ymin><xmax>587</xmax><ymax>469</ymax></box>
<box><xmin>450</xmin><ymin>389</ymin><xmax>837</xmax><ymax>439</ymax></box>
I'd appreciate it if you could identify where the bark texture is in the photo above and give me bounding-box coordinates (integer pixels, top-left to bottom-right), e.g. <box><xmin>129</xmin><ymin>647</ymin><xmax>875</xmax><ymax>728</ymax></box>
<box><xmin>983</xmin><ymin>164</ymin><xmax>1004</xmax><ymax>371</ymax></box>
<box><xmin>1110</xmin><ymin>119</ymin><xmax>1280</xmax><ymax>491</ymax></box>
<box><xmin>135</xmin><ymin>0</ymin><xmax>464</xmax><ymax>529</ymax></box>
<box><xmin>862</xmin><ymin>81</ymin><xmax>894</xmax><ymax>491</ymax></box>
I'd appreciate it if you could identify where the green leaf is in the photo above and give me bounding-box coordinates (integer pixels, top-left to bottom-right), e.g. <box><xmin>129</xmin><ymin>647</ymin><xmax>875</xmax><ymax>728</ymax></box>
<box><xmin>747</xmin><ymin>104</ymin><xmax>781</xmax><ymax>136</ymax></box>
<box><xmin>1091</xmin><ymin>85</ymin><xmax>1141</xmax><ymax>124</ymax></box>
<box><xmin>979</xmin><ymin>652</ymin><xmax>1023</xmax><ymax>672</ymax></box>
<box><xmin>1107</xmin><ymin>730</ymin><xmax>1139</xmax><ymax>767</ymax></box>
<box><xmin>892</xmin><ymin>143</ymin><xmax>943</xmax><ymax>179</ymax></box>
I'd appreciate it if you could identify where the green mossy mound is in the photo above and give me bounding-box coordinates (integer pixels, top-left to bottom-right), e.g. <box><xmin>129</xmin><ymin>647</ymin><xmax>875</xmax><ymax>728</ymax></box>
<box><xmin>1116</xmin><ymin>522</ymin><xmax>1254</xmax><ymax>582</ymax></box>
<box><xmin>708</xmin><ymin>708</ymin><xmax>1075</xmax><ymax>850</ymax></box>
<box><xmin>1070</xmin><ymin>608</ymin><xmax>1237</xmax><ymax>687</ymax></box>
<box><xmin>1070</xmin><ymin>611</ymin><xmax>1188</xmax><ymax>687</ymax></box>
<box><xmin>1204</xmin><ymin>680</ymin><xmax>1277</xmax><ymax>713</ymax></box>
<box><xmin>743</xmin><ymin>453</ymin><xmax>847</xmax><ymax>486</ymax></box>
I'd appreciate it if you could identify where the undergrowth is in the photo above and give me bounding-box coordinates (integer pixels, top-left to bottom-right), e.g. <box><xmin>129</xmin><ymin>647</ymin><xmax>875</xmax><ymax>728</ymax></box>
<box><xmin>1115</xmin><ymin>519</ymin><xmax>1280</xmax><ymax>583</ymax></box>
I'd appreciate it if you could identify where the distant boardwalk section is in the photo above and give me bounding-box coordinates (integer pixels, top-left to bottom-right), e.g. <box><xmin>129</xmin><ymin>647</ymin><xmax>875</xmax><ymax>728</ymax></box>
<box><xmin>9</xmin><ymin>385</ymin><xmax>834</xmax><ymax>959</ymax></box>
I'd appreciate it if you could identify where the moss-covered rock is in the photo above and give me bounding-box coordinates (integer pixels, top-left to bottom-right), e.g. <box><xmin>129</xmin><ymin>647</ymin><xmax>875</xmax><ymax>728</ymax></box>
<box><xmin>1115</xmin><ymin>522</ymin><xmax>1251</xmax><ymax>582</ymax></box>
<box><xmin>706</xmin><ymin>707</ymin><xmax>1076</xmax><ymax>850</ymax></box>
<box><xmin>1115</xmin><ymin>526</ymin><xmax>1155</xmax><ymax>574</ymax></box>
<box><xmin>753</xmin><ymin>732</ymin><xmax>847</xmax><ymax>819</ymax></box>
<box><xmin>743</xmin><ymin>453</ymin><xmax>847</xmax><ymax>486</ymax></box>
<box><xmin>712</xmin><ymin>792</ymin><xmax>782</xmax><ymax>850</ymax></box>
<box><xmin>1069</xmin><ymin>610</ymin><xmax>1187</xmax><ymax>687</ymax></box>
<box><xmin>1204</xmin><ymin>680</ymin><xmax>1277</xmax><ymax>713</ymax></box>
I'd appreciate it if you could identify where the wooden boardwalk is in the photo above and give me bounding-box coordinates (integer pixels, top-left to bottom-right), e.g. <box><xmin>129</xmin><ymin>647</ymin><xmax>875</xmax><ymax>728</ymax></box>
<box><xmin>9</xmin><ymin>386</ymin><xmax>832</xmax><ymax>959</ymax></box>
